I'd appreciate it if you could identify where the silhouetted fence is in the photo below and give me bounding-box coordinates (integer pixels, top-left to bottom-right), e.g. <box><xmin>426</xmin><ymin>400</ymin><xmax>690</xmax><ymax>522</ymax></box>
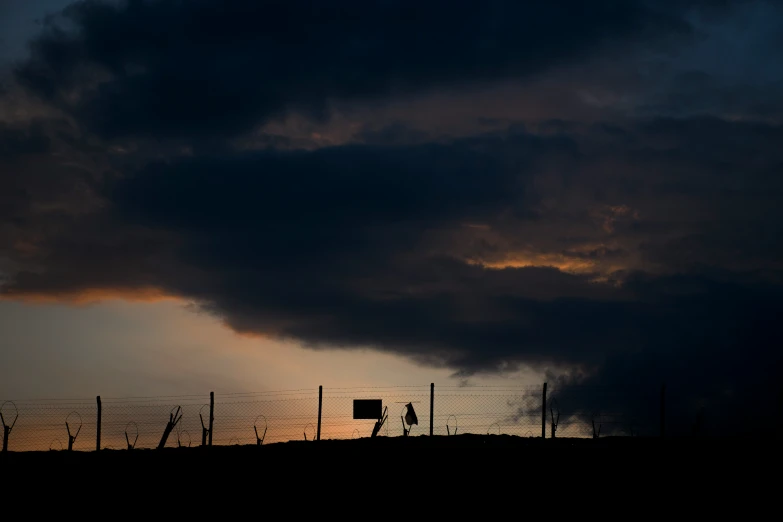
<box><xmin>1</xmin><ymin>382</ymin><xmax>675</xmax><ymax>452</ymax></box>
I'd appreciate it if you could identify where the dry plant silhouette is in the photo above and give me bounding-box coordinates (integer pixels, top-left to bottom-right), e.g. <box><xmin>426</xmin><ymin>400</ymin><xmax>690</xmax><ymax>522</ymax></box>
<box><xmin>591</xmin><ymin>412</ymin><xmax>602</xmax><ymax>439</ymax></box>
<box><xmin>253</xmin><ymin>415</ymin><xmax>267</xmax><ymax>445</ymax></box>
<box><xmin>370</xmin><ymin>406</ymin><xmax>388</xmax><ymax>438</ymax></box>
<box><xmin>550</xmin><ymin>399</ymin><xmax>560</xmax><ymax>439</ymax></box>
<box><xmin>158</xmin><ymin>406</ymin><xmax>183</xmax><ymax>449</ymax></box>
<box><xmin>487</xmin><ymin>421</ymin><xmax>501</xmax><ymax>435</ymax></box>
<box><xmin>125</xmin><ymin>421</ymin><xmax>139</xmax><ymax>450</ymax></box>
<box><xmin>1</xmin><ymin>401</ymin><xmax>18</xmax><ymax>453</ymax></box>
<box><xmin>446</xmin><ymin>414</ymin><xmax>457</xmax><ymax>436</ymax></box>
<box><xmin>177</xmin><ymin>427</ymin><xmax>191</xmax><ymax>448</ymax></box>
<box><xmin>65</xmin><ymin>411</ymin><xmax>82</xmax><ymax>451</ymax></box>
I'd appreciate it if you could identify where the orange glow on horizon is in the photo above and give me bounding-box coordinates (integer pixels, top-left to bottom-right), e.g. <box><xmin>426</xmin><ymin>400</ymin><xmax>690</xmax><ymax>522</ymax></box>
<box><xmin>0</xmin><ymin>286</ymin><xmax>184</xmax><ymax>305</ymax></box>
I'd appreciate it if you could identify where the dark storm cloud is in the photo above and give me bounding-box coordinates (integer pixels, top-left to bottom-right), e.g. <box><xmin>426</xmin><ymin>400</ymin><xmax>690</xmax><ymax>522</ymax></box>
<box><xmin>2</xmin><ymin>0</ymin><xmax>783</xmax><ymax>435</ymax></box>
<box><xmin>12</xmin><ymin>0</ymin><xmax>724</xmax><ymax>140</ymax></box>
<box><xmin>1</xmin><ymin>128</ymin><xmax>571</xmax><ymax>297</ymax></box>
<box><xmin>0</xmin><ymin>122</ymin><xmax>50</xmax><ymax>234</ymax></box>
<box><xmin>547</xmin><ymin>271</ymin><xmax>783</xmax><ymax>437</ymax></box>
<box><xmin>2</xmin><ymin>118</ymin><xmax>783</xmax><ymax>439</ymax></box>
<box><xmin>0</xmin><ymin>118</ymin><xmax>100</xmax><ymax>229</ymax></box>
<box><xmin>0</xmin><ymin>120</ymin><xmax>50</xmax><ymax>159</ymax></box>
<box><xmin>353</xmin><ymin>123</ymin><xmax>433</xmax><ymax>146</ymax></box>
<box><xmin>110</xmin><ymin>141</ymin><xmax>525</xmax><ymax>228</ymax></box>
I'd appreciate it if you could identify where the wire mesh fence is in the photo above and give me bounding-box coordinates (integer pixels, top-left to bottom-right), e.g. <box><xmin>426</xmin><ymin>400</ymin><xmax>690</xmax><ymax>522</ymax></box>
<box><xmin>101</xmin><ymin>395</ymin><xmax>211</xmax><ymax>450</ymax></box>
<box><xmin>0</xmin><ymin>399</ymin><xmax>98</xmax><ymax>452</ymax></box>
<box><xmin>0</xmin><ymin>382</ymin><xmax>677</xmax><ymax>452</ymax></box>
<box><xmin>430</xmin><ymin>385</ymin><xmax>543</xmax><ymax>437</ymax></box>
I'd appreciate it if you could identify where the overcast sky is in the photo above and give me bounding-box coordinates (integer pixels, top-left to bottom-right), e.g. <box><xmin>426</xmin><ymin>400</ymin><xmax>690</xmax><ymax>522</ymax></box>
<box><xmin>2</xmin><ymin>0</ymin><xmax>783</xmax><ymax>436</ymax></box>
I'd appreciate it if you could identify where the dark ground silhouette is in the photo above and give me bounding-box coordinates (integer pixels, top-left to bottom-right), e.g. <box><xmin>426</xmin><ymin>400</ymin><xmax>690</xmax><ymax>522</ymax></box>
<box><xmin>2</xmin><ymin>434</ymin><xmax>777</xmax><ymax>504</ymax></box>
<box><xmin>1</xmin><ymin>438</ymin><xmax>775</xmax><ymax>522</ymax></box>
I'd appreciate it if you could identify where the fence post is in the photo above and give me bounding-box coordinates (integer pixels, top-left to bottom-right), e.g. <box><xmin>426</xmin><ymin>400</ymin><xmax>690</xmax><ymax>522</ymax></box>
<box><xmin>96</xmin><ymin>396</ymin><xmax>102</xmax><ymax>452</ymax></box>
<box><xmin>430</xmin><ymin>383</ymin><xmax>434</xmax><ymax>436</ymax></box>
<box><xmin>209</xmin><ymin>391</ymin><xmax>214</xmax><ymax>446</ymax></box>
<box><xmin>317</xmin><ymin>385</ymin><xmax>322</xmax><ymax>441</ymax></box>
<box><xmin>660</xmin><ymin>384</ymin><xmax>665</xmax><ymax>438</ymax></box>
<box><xmin>542</xmin><ymin>382</ymin><xmax>547</xmax><ymax>439</ymax></box>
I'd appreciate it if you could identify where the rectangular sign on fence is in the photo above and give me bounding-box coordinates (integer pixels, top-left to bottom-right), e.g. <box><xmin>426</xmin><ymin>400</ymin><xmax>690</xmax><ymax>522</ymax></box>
<box><xmin>353</xmin><ymin>399</ymin><xmax>382</xmax><ymax>419</ymax></box>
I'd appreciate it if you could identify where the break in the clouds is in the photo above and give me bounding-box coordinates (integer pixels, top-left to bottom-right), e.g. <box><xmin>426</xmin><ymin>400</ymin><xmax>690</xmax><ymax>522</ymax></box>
<box><xmin>2</xmin><ymin>0</ymin><xmax>783</xmax><ymax>435</ymax></box>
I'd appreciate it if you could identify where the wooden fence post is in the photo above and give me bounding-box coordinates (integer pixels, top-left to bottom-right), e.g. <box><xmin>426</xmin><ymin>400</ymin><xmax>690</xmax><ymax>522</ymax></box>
<box><xmin>430</xmin><ymin>383</ymin><xmax>434</xmax><ymax>436</ymax></box>
<box><xmin>542</xmin><ymin>382</ymin><xmax>547</xmax><ymax>439</ymax></box>
<box><xmin>317</xmin><ymin>385</ymin><xmax>322</xmax><ymax>441</ymax></box>
<box><xmin>96</xmin><ymin>396</ymin><xmax>102</xmax><ymax>451</ymax></box>
<box><xmin>209</xmin><ymin>391</ymin><xmax>214</xmax><ymax>446</ymax></box>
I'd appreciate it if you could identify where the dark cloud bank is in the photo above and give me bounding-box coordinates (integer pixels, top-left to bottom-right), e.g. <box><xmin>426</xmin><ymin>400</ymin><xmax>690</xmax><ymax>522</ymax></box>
<box><xmin>2</xmin><ymin>0</ymin><xmax>783</xmax><ymax>435</ymax></box>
